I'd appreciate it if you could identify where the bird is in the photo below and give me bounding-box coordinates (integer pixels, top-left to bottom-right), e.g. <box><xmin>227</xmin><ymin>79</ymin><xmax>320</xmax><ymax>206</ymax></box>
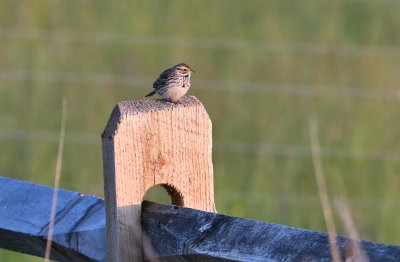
<box><xmin>145</xmin><ymin>63</ymin><xmax>195</xmax><ymax>103</ymax></box>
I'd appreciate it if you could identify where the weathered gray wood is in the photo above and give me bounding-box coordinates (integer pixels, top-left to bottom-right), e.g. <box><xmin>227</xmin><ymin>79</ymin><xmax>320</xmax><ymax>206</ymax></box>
<box><xmin>142</xmin><ymin>201</ymin><xmax>400</xmax><ymax>262</ymax></box>
<box><xmin>1</xmin><ymin>177</ymin><xmax>400</xmax><ymax>262</ymax></box>
<box><xmin>0</xmin><ymin>176</ymin><xmax>106</xmax><ymax>262</ymax></box>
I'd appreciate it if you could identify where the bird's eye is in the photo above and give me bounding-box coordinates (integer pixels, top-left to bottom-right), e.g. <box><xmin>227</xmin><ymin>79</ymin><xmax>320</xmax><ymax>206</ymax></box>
<box><xmin>183</xmin><ymin>68</ymin><xmax>187</xmax><ymax>71</ymax></box>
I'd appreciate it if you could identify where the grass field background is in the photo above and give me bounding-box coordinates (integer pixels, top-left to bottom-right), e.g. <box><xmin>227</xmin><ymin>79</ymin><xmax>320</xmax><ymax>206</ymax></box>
<box><xmin>1</xmin><ymin>0</ymin><xmax>400</xmax><ymax>260</ymax></box>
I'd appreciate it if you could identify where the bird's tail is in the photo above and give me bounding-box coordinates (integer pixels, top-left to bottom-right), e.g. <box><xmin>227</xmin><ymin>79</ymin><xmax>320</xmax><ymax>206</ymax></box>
<box><xmin>145</xmin><ymin>90</ymin><xmax>156</xmax><ymax>97</ymax></box>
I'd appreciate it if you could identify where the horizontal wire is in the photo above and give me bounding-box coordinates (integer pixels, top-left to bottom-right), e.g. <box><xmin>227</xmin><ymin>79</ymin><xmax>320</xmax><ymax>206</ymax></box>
<box><xmin>0</xmin><ymin>129</ymin><xmax>399</xmax><ymax>161</ymax></box>
<box><xmin>0</xmin><ymin>68</ymin><xmax>151</xmax><ymax>86</ymax></box>
<box><xmin>215</xmin><ymin>191</ymin><xmax>400</xmax><ymax>210</ymax></box>
<box><xmin>1</xmin><ymin>68</ymin><xmax>399</xmax><ymax>100</ymax></box>
<box><xmin>214</xmin><ymin>141</ymin><xmax>400</xmax><ymax>161</ymax></box>
<box><xmin>1</xmin><ymin>28</ymin><xmax>400</xmax><ymax>57</ymax></box>
<box><xmin>0</xmin><ymin>129</ymin><xmax>99</xmax><ymax>145</ymax></box>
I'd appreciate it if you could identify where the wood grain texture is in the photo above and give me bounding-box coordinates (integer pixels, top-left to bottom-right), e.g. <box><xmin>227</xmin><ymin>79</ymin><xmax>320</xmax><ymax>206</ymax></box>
<box><xmin>102</xmin><ymin>96</ymin><xmax>215</xmax><ymax>261</ymax></box>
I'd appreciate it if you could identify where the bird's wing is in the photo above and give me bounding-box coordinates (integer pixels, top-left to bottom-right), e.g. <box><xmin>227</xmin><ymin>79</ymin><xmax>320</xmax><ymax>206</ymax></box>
<box><xmin>153</xmin><ymin>68</ymin><xmax>172</xmax><ymax>90</ymax></box>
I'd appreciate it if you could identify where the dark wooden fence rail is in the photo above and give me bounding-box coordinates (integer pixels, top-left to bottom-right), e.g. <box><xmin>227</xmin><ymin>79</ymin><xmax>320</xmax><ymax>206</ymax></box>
<box><xmin>1</xmin><ymin>176</ymin><xmax>400</xmax><ymax>261</ymax></box>
<box><xmin>0</xmin><ymin>177</ymin><xmax>105</xmax><ymax>262</ymax></box>
<box><xmin>1</xmin><ymin>97</ymin><xmax>400</xmax><ymax>261</ymax></box>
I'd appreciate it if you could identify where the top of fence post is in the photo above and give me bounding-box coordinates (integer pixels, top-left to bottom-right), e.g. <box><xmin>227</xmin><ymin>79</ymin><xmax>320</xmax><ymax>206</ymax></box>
<box><xmin>101</xmin><ymin>96</ymin><xmax>215</xmax><ymax>261</ymax></box>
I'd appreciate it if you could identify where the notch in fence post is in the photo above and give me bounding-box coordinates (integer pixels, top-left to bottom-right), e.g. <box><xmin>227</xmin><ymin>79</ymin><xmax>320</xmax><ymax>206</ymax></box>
<box><xmin>101</xmin><ymin>96</ymin><xmax>215</xmax><ymax>261</ymax></box>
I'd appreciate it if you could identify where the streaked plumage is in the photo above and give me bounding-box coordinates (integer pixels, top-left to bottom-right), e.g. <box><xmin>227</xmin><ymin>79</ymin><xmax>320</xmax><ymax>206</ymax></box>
<box><xmin>145</xmin><ymin>63</ymin><xmax>195</xmax><ymax>103</ymax></box>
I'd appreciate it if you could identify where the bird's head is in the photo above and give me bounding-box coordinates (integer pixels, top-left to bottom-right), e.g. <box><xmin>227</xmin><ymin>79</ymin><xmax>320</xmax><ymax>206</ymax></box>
<box><xmin>175</xmin><ymin>63</ymin><xmax>195</xmax><ymax>76</ymax></box>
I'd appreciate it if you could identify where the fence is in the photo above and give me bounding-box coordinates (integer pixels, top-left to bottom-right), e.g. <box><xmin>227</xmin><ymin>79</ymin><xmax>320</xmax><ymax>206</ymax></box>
<box><xmin>0</xmin><ymin>96</ymin><xmax>399</xmax><ymax>261</ymax></box>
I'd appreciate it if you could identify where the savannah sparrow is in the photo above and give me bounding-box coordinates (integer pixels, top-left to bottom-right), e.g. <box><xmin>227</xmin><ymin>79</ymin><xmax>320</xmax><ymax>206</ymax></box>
<box><xmin>145</xmin><ymin>63</ymin><xmax>195</xmax><ymax>103</ymax></box>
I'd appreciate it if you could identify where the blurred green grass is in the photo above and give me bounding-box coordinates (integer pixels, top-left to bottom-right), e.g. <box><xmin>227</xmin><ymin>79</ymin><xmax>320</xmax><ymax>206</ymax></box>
<box><xmin>1</xmin><ymin>0</ymin><xmax>400</xmax><ymax>260</ymax></box>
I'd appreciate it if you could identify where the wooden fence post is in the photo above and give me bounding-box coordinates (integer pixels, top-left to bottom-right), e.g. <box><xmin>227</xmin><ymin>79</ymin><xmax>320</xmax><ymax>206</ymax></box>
<box><xmin>101</xmin><ymin>96</ymin><xmax>215</xmax><ymax>261</ymax></box>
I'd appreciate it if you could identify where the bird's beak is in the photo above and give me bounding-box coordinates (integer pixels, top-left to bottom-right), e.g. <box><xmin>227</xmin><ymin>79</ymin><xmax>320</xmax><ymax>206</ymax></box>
<box><xmin>190</xmin><ymin>69</ymin><xmax>195</xmax><ymax>73</ymax></box>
